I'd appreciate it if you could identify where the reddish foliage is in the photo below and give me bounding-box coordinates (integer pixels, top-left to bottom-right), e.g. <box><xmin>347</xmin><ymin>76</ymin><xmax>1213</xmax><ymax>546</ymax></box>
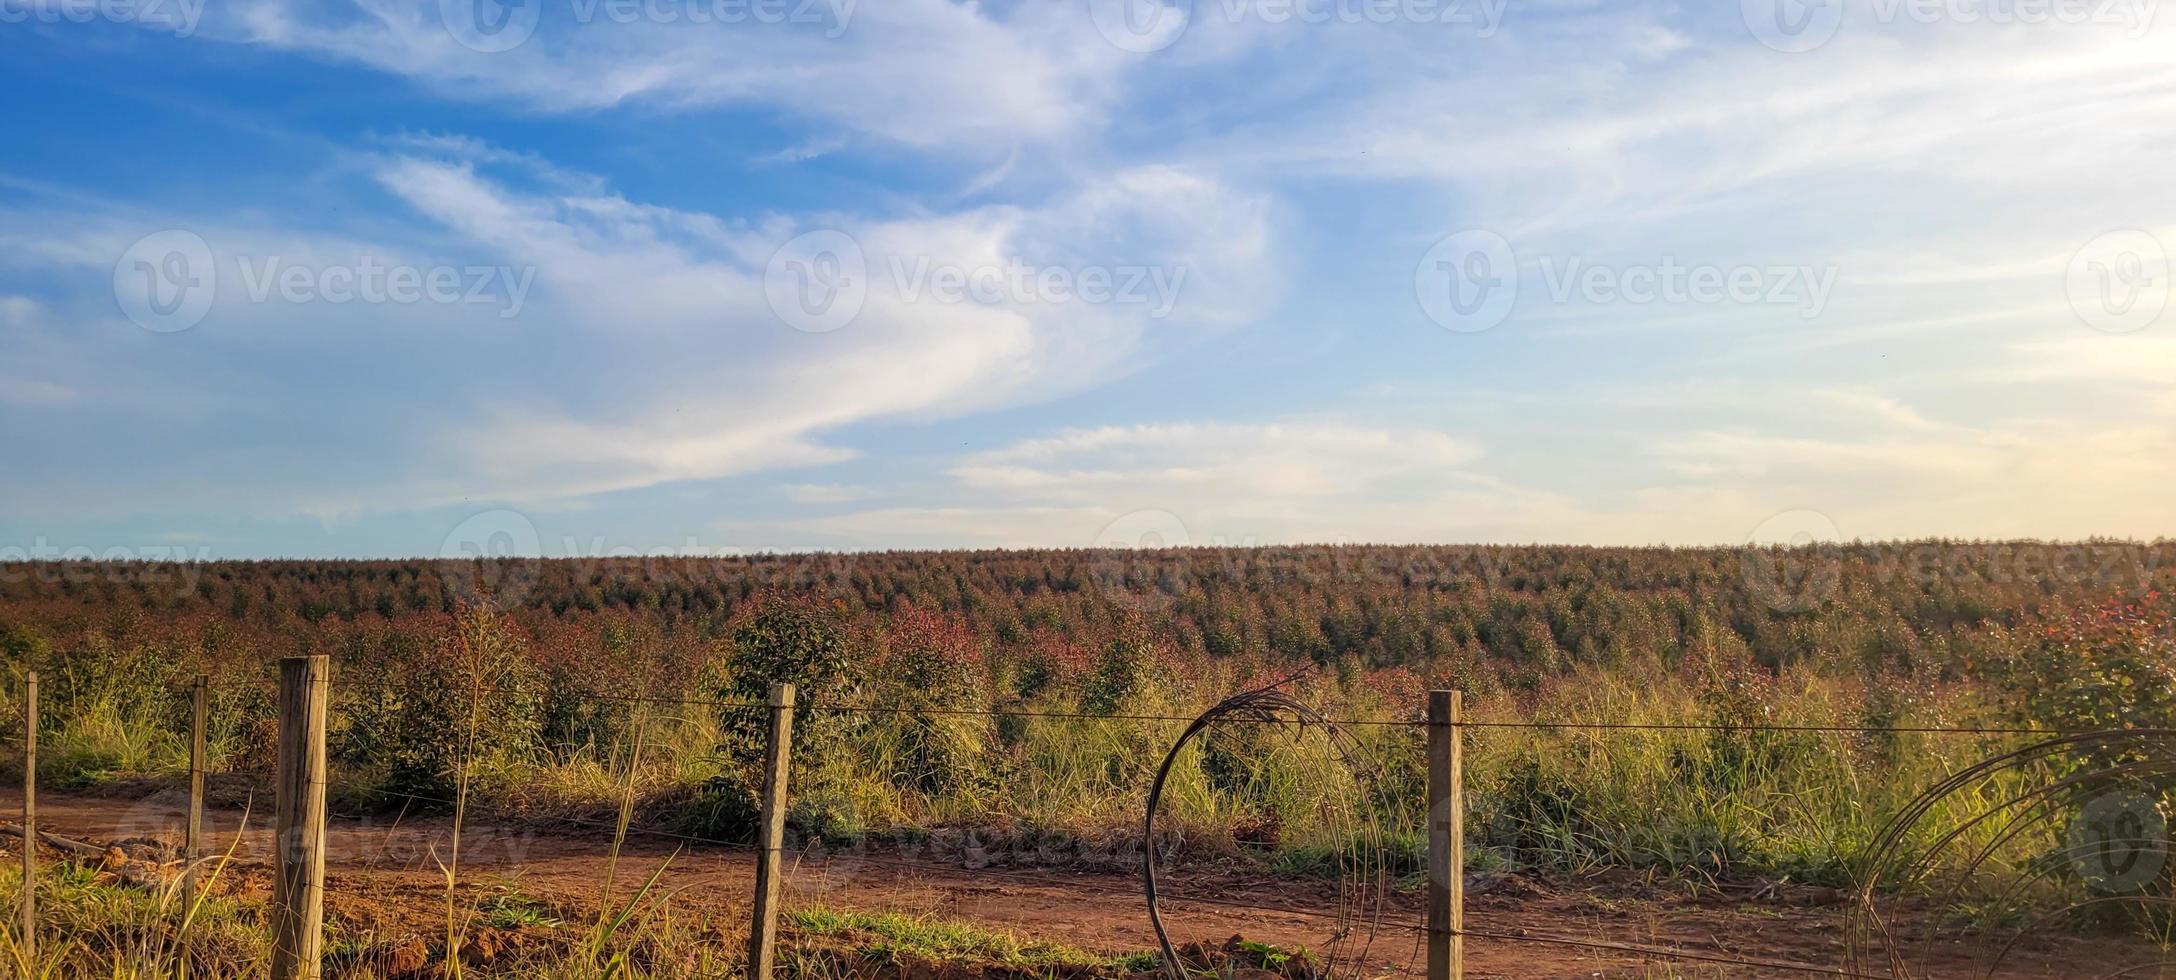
<box><xmin>1366</xmin><ymin>665</ymin><xmax>1428</xmax><ymax>720</ymax></box>
<box><xmin>880</xmin><ymin>606</ymin><xmax>986</xmax><ymax>703</ymax></box>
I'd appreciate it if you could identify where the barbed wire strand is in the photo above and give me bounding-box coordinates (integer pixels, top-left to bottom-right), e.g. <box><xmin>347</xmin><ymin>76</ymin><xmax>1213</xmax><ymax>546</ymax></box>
<box><xmin>222</xmin><ymin>830</ymin><xmax>1122</xmax><ymax>980</ymax></box>
<box><xmin>469</xmin><ymin>682</ymin><xmax>1428</xmax><ymax>728</ymax></box>
<box><xmin>453</xmin><ymin>680</ymin><xmax>2068</xmax><ymax>736</ymax></box>
<box><xmin>523</xmin><ymin>852</ymin><xmax>1422</xmax><ymax>978</ymax></box>
<box><xmin>34</xmin><ymin>668</ymin><xmax>2166</xmax><ymax>980</ymax></box>
<box><xmin>45</xmin><ymin>781</ymin><xmax>2080</xmax><ymax>980</ymax></box>
<box><xmin>280</xmin><ymin>674</ymin><xmax>2077</xmax><ymax>736</ymax></box>
<box><xmin>112</xmin><ymin>808</ymin><xmax>1906</xmax><ymax>980</ymax></box>
<box><xmin>119</xmin><ymin>778</ymin><xmax>1416</xmax><ymax>978</ymax></box>
<box><xmin>222</xmin><ymin>778</ymin><xmax>1413</xmax><ymax>937</ymax></box>
<box><xmin>1459</xmin><ymin>720</ymin><xmax>2059</xmax><ymax>736</ymax></box>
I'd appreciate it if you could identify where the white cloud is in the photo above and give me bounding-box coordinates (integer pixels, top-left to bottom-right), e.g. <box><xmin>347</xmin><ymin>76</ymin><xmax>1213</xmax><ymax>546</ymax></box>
<box><xmin>0</xmin><ymin>377</ymin><xmax>77</xmax><ymax>408</ymax></box>
<box><xmin>952</xmin><ymin>422</ymin><xmax>1478</xmax><ymax>499</ymax></box>
<box><xmin>1645</xmin><ymin>418</ymin><xmax>2176</xmax><ymax>542</ymax></box>
<box><xmin>784</xmin><ymin>483</ymin><xmax>877</xmax><ymax>504</ymax></box>
<box><xmin>0</xmin><ymin>295</ymin><xmax>38</xmax><ymax>327</ymax></box>
<box><xmin>1238</xmin><ymin>16</ymin><xmax>2176</xmax><ymax>229</ymax></box>
<box><xmin>1991</xmin><ymin>336</ymin><xmax>2176</xmax><ymax>386</ymax></box>
<box><xmin>346</xmin><ymin>153</ymin><xmax>1277</xmax><ymax>511</ymax></box>
<box><xmin>225</xmin><ymin>0</ymin><xmax>1141</xmax><ymax>153</ymax></box>
<box><xmin>10</xmin><ymin>5</ymin><xmax>2176</xmax><ymax>552</ymax></box>
<box><xmin>754</xmin><ymin>136</ymin><xmax>849</xmax><ymax>166</ymax></box>
<box><xmin>1638</xmin><ymin>374</ymin><xmax>2176</xmax><ymax>541</ymax></box>
<box><xmin>0</xmin><ymin>144</ymin><xmax>1279</xmax><ymax>522</ymax></box>
<box><xmin>1186</xmin><ymin>8</ymin><xmax>2176</xmax><ymax>372</ymax></box>
<box><xmin>790</xmin><ymin>420</ymin><xmax>1557</xmax><ymax>548</ymax></box>
<box><xmin>794</xmin><ymin>354</ymin><xmax>2176</xmax><ymax>549</ymax></box>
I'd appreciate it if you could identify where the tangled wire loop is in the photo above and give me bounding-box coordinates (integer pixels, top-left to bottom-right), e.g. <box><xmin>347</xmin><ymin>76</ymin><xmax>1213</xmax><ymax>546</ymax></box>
<box><xmin>1141</xmin><ymin>682</ymin><xmax>1400</xmax><ymax>980</ymax></box>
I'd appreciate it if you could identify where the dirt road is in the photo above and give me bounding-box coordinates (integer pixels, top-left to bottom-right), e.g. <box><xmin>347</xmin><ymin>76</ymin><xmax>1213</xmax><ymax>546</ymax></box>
<box><xmin>1</xmin><ymin>787</ymin><xmax>2152</xmax><ymax>978</ymax></box>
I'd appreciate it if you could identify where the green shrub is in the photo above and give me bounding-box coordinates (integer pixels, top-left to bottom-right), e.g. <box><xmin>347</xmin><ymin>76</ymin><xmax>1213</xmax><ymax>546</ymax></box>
<box><xmin>713</xmin><ymin>593</ymin><xmax>857</xmax><ymax>775</ymax></box>
<box><xmin>338</xmin><ymin>607</ymin><xmax>542</xmax><ymax>804</ymax></box>
<box><xmin>680</xmin><ymin>773</ymin><xmax>762</xmax><ymax>844</ymax></box>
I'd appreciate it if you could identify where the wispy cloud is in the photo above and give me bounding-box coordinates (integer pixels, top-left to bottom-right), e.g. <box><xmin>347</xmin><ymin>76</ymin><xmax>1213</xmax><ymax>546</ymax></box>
<box><xmin>0</xmin><ymin>140</ymin><xmax>1278</xmax><ymax>522</ymax></box>
<box><xmin>4</xmin><ymin>3</ymin><xmax>2173</xmax><ymax>553</ymax></box>
<box><xmin>784</xmin><ymin>483</ymin><xmax>877</xmax><ymax>504</ymax></box>
<box><xmin>226</xmin><ymin>0</ymin><xmax>1142</xmax><ymax>153</ymax></box>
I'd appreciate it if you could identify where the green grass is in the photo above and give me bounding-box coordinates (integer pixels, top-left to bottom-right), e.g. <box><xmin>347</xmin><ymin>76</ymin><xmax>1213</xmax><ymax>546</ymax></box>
<box><xmin>8</xmin><ymin>655</ymin><xmax>2059</xmax><ymax>901</ymax></box>
<box><xmin>1456</xmin><ymin>664</ymin><xmax>2042</xmax><ymax>893</ymax></box>
<box><xmin>1</xmin><ymin>858</ymin><xmax>1164</xmax><ymax>979</ymax></box>
<box><xmin>1232</xmin><ymin>938</ymin><xmax>1312</xmax><ymax>972</ymax></box>
<box><xmin>5</xmin><ymin>860</ymin><xmax>1166</xmax><ymax>979</ymax></box>
<box><xmin>477</xmin><ymin>879</ymin><xmax>566</xmax><ymax>931</ymax></box>
<box><xmin>785</xmin><ymin>906</ymin><xmax>1154</xmax><ymax>974</ymax></box>
<box><xmin>0</xmin><ymin>621</ymin><xmax>2112</xmax><ymax>943</ymax></box>
<box><xmin>30</xmin><ymin>701</ymin><xmax>188</xmax><ymax>790</ymax></box>
<box><xmin>0</xmin><ymin>857</ymin><xmax>265</xmax><ymax>978</ymax></box>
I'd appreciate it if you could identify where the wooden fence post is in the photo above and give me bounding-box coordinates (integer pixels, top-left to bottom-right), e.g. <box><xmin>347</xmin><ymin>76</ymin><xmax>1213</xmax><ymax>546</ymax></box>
<box><xmin>1428</xmin><ymin>689</ymin><xmax>1464</xmax><ymax>980</ymax></box>
<box><xmin>19</xmin><ymin>671</ymin><xmax>35</xmax><ymax>965</ymax></box>
<box><xmin>270</xmin><ymin>657</ymin><xmax>328</xmax><ymax>980</ymax></box>
<box><xmin>184</xmin><ymin>673</ymin><xmax>207</xmax><ymax>915</ymax></box>
<box><xmin>746</xmin><ymin>682</ymin><xmax>797</xmax><ymax>980</ymax></box>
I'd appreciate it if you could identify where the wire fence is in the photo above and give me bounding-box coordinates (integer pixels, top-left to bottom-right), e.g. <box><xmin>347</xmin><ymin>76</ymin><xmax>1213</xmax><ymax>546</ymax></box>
<box><xmin>469</xmin><ymin>679</ymin><xmax>2084</xmax><ymax>737</ymax></box>
<box><xmin>5</xmin><ymin>664</ymin><xmax>2161</xmax><ymax>978</ymax></box>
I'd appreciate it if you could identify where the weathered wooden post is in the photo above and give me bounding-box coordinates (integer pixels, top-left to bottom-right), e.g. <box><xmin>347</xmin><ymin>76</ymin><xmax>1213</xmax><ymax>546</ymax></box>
<box><xmin>184</xmin><ymin>673</ymin><xmax>208</xmax><ymax>915</ymax></box>
<box><xmin>19</xmin><ymin>671</ymin><xmax>35</xmax><ymax>964</ymax></box>
<box><xmin>1428</xmin><ymin>689</ymin><xmax>1464</xmax><ymax>980</ymax></box>
<box><xmin>746</xmin><ymin>682</ymin><xmax>797</xmax><ymax>980</ymax></box>
<box><xmin>270</xmin><ymin>657</ymin><xmax>328</xmax><ymax>980</ymax></box>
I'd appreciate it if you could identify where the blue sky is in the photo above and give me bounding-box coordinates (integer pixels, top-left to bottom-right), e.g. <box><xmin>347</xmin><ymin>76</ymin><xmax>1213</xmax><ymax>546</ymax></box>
<box><xmin>1</xmin><ymin>0</ymin><xmax>2172</xmax><ymax>561</ymax></box>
